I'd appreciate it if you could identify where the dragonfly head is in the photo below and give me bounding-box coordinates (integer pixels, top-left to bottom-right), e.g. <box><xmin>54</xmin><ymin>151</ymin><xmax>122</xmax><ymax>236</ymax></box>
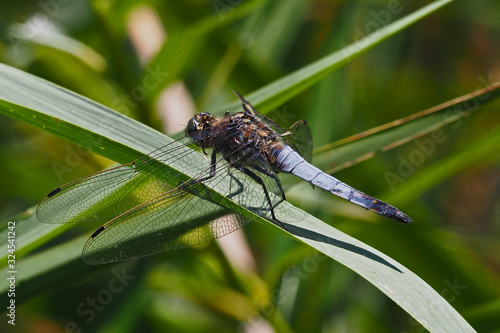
<box><xmin>186</xmin><ymin>112</ymin><xmax>215</xmax><ymax>145</ymax></box>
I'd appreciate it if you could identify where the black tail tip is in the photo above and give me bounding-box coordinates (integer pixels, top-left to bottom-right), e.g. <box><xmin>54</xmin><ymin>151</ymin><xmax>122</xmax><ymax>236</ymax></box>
<box><xmin>395</xmin><ymin>211</ymin><xmax>413</xmax><ymax>224</ymax></box>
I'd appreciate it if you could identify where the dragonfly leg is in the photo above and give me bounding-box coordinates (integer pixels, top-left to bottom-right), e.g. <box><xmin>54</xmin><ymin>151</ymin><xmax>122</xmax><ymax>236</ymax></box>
<box><xmin>182</xmin><ymin>150</ymin><xmax>218</xmax><ymax>189</ymax></box>
<box><xmin>251</xmin><ymin>164</ymin><xmax>286</xmax><ymax>200</ymax></box>
<box><xmin>238</xmin><ymin>166</ymin><xmax>287</xmax><ymax>231</ymax></box>
<box><xmin>198</xmin><ymin>150</ymin><xmax>218</xmax><ymax>181</ymax></box>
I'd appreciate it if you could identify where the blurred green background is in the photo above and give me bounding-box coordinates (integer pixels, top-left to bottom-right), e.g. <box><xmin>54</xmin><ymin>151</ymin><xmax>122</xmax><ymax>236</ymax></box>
<box><xmin>0</xmin><ymin>0</ymin><xmax>499</xmax><ymax>332</ymax></box>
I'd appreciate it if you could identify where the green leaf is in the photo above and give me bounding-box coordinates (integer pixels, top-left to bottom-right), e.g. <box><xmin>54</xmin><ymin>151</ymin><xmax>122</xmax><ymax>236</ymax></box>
<box><xmin>0</xmin><ymin>58</ymin><xmax>474</xmax><ymax>333</ymax></box>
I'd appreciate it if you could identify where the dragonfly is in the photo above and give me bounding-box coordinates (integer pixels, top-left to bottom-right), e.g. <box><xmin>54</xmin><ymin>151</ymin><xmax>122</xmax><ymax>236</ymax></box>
<box><xmin>37</xmin><ymin>91</ymin><xmax>412</xmax><ymax>264</ymax></box>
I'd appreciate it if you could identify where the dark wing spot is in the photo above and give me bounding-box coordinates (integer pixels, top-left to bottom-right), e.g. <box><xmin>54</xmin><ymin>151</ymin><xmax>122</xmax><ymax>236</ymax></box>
<box><xmin>47</xmin><ymin>187</ymin><xmax>62</xmax><ymax>197</ymax></box>
<box><xmin>91</xmin><ymin>226</ymin><xmax>106</xmax><ymax>238</ymax></box>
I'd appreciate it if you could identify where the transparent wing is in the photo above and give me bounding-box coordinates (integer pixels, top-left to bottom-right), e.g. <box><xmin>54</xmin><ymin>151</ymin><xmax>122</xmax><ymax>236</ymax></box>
<box><xmin>37</xmin><ymin>136</ymin><xmax>202</xmax><ymax>224</ymax></box>
<box><xmin>82</xmin><ymin>149</ymin><xmax>283</xmax><ymax>264</ymax></box>
<box><xmin>282</xmin><ymin>120</ymin><xmax>313</xmax><ymax>163</ymax></box>
<box><xmin>82</xmin><ymin>183</ymin><xmax>248</xmax><ymax>264</ymax></box>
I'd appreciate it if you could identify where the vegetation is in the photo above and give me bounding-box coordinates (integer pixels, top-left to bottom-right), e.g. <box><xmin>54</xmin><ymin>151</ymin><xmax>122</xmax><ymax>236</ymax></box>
<box><xmin>0</xmin><ymin>0</ymin><xmax>499</xmax><ymax>332</ymax></box>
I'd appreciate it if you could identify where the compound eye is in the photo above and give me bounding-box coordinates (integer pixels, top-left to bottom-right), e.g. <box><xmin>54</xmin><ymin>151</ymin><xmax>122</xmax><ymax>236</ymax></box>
<box><xmin>186</xmin><ymin>117</ymin><xmax>198</xmax><ymax>137</ymax></box>
<box><xmin>186</xmin><ymin>117</ymin><xmax>202</xmax><ymax>144</ymax></box>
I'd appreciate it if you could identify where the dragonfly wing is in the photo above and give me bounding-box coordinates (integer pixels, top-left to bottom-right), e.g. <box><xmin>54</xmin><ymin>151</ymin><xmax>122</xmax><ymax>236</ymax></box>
<box><xmin>283</xmin><ymin>120</ymin><xmax>313</xmax><ymax>163</ymax></box>
<box><xmin>83</xmin><ymin>182</ymin><xmax>249</xmax><ymax>264</ymax></box>
<box><xmin>82</xmin><ymin>147</ymin><xmax>285</xmax><ymax>264</ymax></box>
<box><xmin>37</xmin><ymin>137</ymin><xmax>204</xmax><ymax>224</ymax></box>
<box><xmin>37</xmin><ymin>163</ymin><xmax>146</xmax><ymax>224</ymax></box>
